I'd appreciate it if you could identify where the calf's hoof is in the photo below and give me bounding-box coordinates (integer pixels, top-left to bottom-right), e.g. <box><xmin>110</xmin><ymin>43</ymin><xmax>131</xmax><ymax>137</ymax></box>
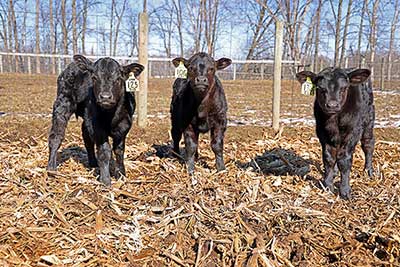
<box><xmin>365</xmin><ymin>167</ymin><xmax>374</xmax><ymax>177</ymax></box>
<box><xmin>339</xmin><ymin>186</ymin><xmax>351</xmax><ymax>200</ymax></box>
<box><xmin>47</xmin><ymin>161</ymin><xmax>57</xmax><ymax>172</ymax></box>
<box><xmin>99</xmin><ymin>176</ymin><xmax>111</xmax><ymax>186</ymax></box>
<box><xmin>322</xmin><ymin>180</ymin><xmax>334</xmax><ymax>193</ymax></box>
<box><xmin>216</xmin><ymin>164</ymin><xmax>226</xmax><ymax>172</ymax></box>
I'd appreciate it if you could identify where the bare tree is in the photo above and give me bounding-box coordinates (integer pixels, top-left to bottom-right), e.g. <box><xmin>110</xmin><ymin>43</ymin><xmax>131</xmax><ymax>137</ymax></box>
<box><xmin>9</xmin><ymin>0</ymin><xmax>19</xmax><ymax>71</ymax></box>
<box><xmin>72</xmin><ymin>0</ymin><xmax>77</xmax><ymax>54</ymax></box>
<box><xmin>61</xmin><ymin>0</ymin><xmax>68</xmax><ymax>56</ymax></box>
<box><xmin>109</xmin><ymin>0</ymin><xmax>115</xmax><ymax>56</ymax></box>
<box><xmin>81</xmin><ymin>0</ymin><xmax>88</xmax><ymax>54</ymax></box>
<box><xmin>339</xmin><ymin>0</ymin><xmax>352</xmax><ymax>67</ymax></box>
<box><xmin>171</xmin><ymin>0</ymin><xmax>184</xmax><ymax>56</ymax></box>
<box><xmin>357</xmin><ymin>0</ymin><xmax>368</xmax><ymax>67</ymax></box>
<box><xmin>313</xmin><ymin>0</ymin><xmax>322</xmax><ymax>71</ymax></box>
<box><xmin>331</xmin><ymin>0</ymin><xmax>343</xmax><ymax>66</ymax></box>
<box><xmin>388</xmin><ymin>0</ymin><xmax>399</xmax><ymax>81</ymax></box>
<box><xmin>36</xmin><ymin>0</ymin><xmax>41</xmax><ymax>73</ymax></box>
<box><xmin>112</xmin><ymin>0</ymin><xmax>128</xmax><ymax>56</ymax></box>
<box><xmin>369</xmin><ymin>0</ymin><xmax>380</xmax><ymax>82</ymax></box>
<box><xmin>49</xmin><ymin>0</ymin><xmax>55</xmax><ymax>73</ymax></box>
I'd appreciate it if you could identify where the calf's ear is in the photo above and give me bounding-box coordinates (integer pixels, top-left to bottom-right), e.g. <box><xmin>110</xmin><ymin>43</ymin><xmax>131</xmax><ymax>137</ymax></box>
<box><xmin>172</xmin><ymin>57</ymin><xmax>188</xmax><ymax>68</ymax></box>
<box><xmin>216</xmin><ymin>58</ymin><xmax>232</xmax><ymax>70</ymax></box>
<box><xmin>348</xmin><ymin>69</ymin><xmax>371</xmax><ymax>85</ymax></box>
<box><xmin>122</xmin><ymin>63</ymin><xmax>145</xmax><ymax>79</ymax></box>
<box><xmin>73</xmin><ymin>54</ymin><xmax>93</xmax><ymax>72</ymax></box>
<box><xmin>296</xmin><ymin>71</ymin><xmax>316</xmax><ymax>84</ymax></box>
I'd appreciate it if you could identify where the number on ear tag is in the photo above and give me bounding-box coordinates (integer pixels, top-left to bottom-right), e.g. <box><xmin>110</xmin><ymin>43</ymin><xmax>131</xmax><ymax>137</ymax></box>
<box><xmin>175</xmin><ymin>61</ymin><xmax>187</xmax><ymax>79</ymax></box>
<box><xmin>125</xmin><ymin>72</ymin><xmax>139</xmax><ymax>92</ymax></box>
<box><xmin>301</xmin><ymin>77</ymin><xmax>315</xmax><ymax>96</ymax></box>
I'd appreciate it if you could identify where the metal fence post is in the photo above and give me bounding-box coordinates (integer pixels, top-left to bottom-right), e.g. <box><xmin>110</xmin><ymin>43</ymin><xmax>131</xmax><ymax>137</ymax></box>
<box><xmin>233</xmin><ymin>63</ymin><xmax>236</xmax><ymax>80</ymax></box>
<box><xmin>0</xmin><ymin>55</ymin><xmax>3</xmax><ymax>73</ymax></box>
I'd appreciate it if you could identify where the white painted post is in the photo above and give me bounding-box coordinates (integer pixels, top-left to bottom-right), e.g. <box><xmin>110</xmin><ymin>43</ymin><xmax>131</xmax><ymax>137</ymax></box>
<box><xmin>233</xmin><ymin>63</ymin><xmax>236</xmax><ymax>80</ymax></box>
<box><xmin>0</xmin><ymin>55</ymin><xmax>3</xmax><ymax>73</ymax></box>
<box><xmin>137</xmin><ymin>11</ymin><xmax>148</xmax><ymax>128</ymax></box>
<box><xmin>28</xmin><ymin>56</ymin><xmax>32</xmax><ymax>75</ymax></box>
<box><xmin>272</xmin><ymin>20</ymin><xmax>283</xmax><ymax>132</ymax></box>
<box><xmin>345</xmin><ymin>57</ymin><xmax>349</xmax><ymax>68</ymax></box>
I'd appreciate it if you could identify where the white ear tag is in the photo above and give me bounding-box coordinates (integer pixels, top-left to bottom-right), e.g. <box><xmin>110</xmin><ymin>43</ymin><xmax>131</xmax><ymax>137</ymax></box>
<box><xmin>301</xmin><ymin>77</ymin><xmax>315</xmax><ymax>96</ymax></box>
<box><xmin>175</xmin><ymin>61</ymin><xmax>187</xmax><ymax>79</ymax></box>
<box><xmin>125</xmin><ymin>72</ymin><xmax>139</xmax><ymax>92</ymax></box>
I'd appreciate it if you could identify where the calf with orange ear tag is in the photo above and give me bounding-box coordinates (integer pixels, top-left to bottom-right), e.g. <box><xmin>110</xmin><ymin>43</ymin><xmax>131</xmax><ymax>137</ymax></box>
<box><xmin>170</xmin><ymin>52</ymin><xmax>232</xmax><ymax>175</ymax></box>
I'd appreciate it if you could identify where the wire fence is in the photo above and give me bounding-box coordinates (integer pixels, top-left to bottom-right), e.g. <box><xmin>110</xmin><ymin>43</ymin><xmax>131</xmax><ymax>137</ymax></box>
<box><xmin>1</xmin><ymin>52</ymin><xmax>400</xmax><ymax>90</ymax></box>
<box><xmin>0</xmin><ymin>52</ymin><xmax>299</xmax><ymax>80</ymax></box>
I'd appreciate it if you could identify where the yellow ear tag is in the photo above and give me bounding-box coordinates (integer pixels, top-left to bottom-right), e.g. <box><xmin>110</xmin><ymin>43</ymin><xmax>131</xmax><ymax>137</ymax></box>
<box><xmin>175</xmin><ymin>61</ymin><xmax>187</xmax><ymax>79</ymax></box>
<box><xmin>301</xmin><ymin>77</ymin><xmax>315</xmax><ymax>96</ymax></box>
<box><xmin>125</xmin><ymin>72</ymin><xmax>139</xmax><ymax>92</ymax></box>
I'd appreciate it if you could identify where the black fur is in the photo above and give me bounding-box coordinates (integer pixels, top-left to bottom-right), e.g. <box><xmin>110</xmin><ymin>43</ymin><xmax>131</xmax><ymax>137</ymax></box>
<box><xmin>170</xmin><ymin>52</ymin><xmax>232</xmax><ymax>174</ymax></box>
<box><xmin>47</xmin><ymin>55</ymin><xmax>144</xmax><ymax>185</ymax></box>
<box><xmin>296</xmin><ymin>67</ymin><xmax>375</xmax><ymax>199</ymax></box>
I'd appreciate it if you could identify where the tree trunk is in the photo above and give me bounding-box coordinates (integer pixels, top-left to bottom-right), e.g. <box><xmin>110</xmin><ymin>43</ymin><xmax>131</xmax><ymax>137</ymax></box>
<box><xmin>332</xmin><ymin>0</ymin><xmax>343</xmax><ymax>67</ymax></box>
<box><xmin>81</xmin><ymin>0</ymin><xmax>88</xmax><ymax>54</ymax></box>
<box><xmin>9</xmin><ymin>0</ymin><xmax>19</xmax><ymax>71</ymax></box>
<box><xmin>61</xmin><ymin>0</ymin><xmax>68</xmax><ymax>65</ymax></box>
<box><xmin>110</xmin><ymin>0</ymin><xmax>115</xmax><ymax>56</ymax></box>
<box><xmin>49</xmin><ymin>0</ymin><xmax>55</xmax><ymax>74</ymax></box>
<box><xmin>313</xmin><ymin>0</ymin><xmax>322</xmax><ymax>72</ymax></box>
<box><xmin>172</xmin><ymin>0</ymin><xmax>184</xmax><ymax>56</ymax></box>
<box><xmin>388</xmin><ymin>0</ymin><xmax>399</xmax><ymax>81</ymax></box>
<box><xmin>72</xmin><ymin>0</ymin><xmax>77</xmax><ymax>54</ymax></box>
<box><xmin>339</xmin><ymin>0</ymin><xmax>352</xmax><ymax>67</ymax></box>
<box><xmin>0</xmin><ymin>11</ymin><xmax>9</xmax><ymax>71</ymax></box>
<box><xmin>357</xmin><ymin>0</ymin><xmax>368</xmax><ymax>68</ymax></box>
<box><xmin>35</xmin><ymin>0</ymin><xmax>40</xmax><ymax>73</ymax></box>
<box><xmin>369</xmin><ymin>0</ymin><xmax>379</xmax><ymax>83</ymax></box>
<box><xmin>112</xmin><ymin>0</ymin><xmax>128</xmax><ymax>56</ymax></box>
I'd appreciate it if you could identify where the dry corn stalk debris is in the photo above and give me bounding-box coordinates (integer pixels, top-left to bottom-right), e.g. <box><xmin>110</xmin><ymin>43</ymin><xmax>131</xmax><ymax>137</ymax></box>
<box><xmin>0</xmin><ymin>75</ymin><xmax>399</xmax><ymax>266</ymax></box>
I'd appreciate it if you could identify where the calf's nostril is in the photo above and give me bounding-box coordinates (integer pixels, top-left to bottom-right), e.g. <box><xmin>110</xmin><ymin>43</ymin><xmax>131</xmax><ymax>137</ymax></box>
<box><xmin>99</xmin><ymin>93</ymin><xmax>112</xmax><ymax>101</ymax></box>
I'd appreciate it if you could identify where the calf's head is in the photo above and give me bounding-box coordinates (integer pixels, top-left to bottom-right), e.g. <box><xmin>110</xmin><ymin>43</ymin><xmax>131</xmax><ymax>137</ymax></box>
<box><xmin>296</xmin><ymin>68</ymin><xmax>371</xmax><ymax>114</ymax></box>
<box><xmin>74</xmin><ymin>55</ymin><xmax>144</xmax><ymax>109</ymax></box>
<box><xmin>172</xmin><ymin>52</ymin><xmax>231</xmax><ymax>99</ymax></box>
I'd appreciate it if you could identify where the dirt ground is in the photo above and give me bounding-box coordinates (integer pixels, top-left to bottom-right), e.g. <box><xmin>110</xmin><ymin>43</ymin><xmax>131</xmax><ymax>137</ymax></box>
<box><xmin>0</xmin><ymin>73</ymin><xmax>399</xmax><ymax>266</ymax></box>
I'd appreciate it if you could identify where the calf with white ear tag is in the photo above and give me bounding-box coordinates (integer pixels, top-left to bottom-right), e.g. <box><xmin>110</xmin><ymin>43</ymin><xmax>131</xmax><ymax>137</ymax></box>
<box><xmin>296</xmin><ymin>67</ymin><xmax>375</xmax><ymax>199</ymax></box>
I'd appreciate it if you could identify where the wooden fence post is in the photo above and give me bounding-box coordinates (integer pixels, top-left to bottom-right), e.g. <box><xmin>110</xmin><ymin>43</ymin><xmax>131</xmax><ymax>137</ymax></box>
<box><xmin>272</xmin><ymin>20</ymin><xmax>283</xmax><ymax>132</ymax></box>
<box><xmin>137</xmin><ymin>11</ymin><xmax>149</xmax><ymax>128</ymax></box>
<box><xmin>0</xmin><ymin>55</ymin><xmax>3</xmax><ymax>73</ymax></box>
<box><xmin>261</xmin><ymin>63</ymin><xmax>264</xmax><ymax>80</ymax></box>
<box><xmin>233</xmin><ymin>63</ymin><xmax>236</xmax><ymax>80</ymax></box>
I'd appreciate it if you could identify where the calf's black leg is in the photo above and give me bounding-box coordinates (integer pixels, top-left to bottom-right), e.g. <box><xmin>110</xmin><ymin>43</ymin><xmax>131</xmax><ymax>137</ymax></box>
<box><xmin>82</xmin><ymin>123</ymin><xmax>97</xmax><ymax>167</ymax></box>
<box><xmin>361</xmin><ymin>122</ymin><xmax>375</xmax><ymax>177</ymax></box>
<box><xmin>211</xmin><ymin>126</ymin><xmax>226</xmax><ymax>171</ymax></box>
<box><xmin>96</xmin><ymin>139</ymin><xmax>112</xmax><ymax>186</ymax></box>
<box><xmin>47</xmin><ymin>96</ymin><xmax>73</xmax><ymax>171</ymax></box>
<box><xmin>112</xmin><ymin>137</ymin><xmax>126</xmax><ymax>179</ymax></box>
<box><xmin>184</xmin><ymin>125</ymin><xmax>198</xmax><ymax>175</ymax></box>
<box><xmin>337</xmin><ymin>150</ymin><xmax>354</xmax><ymax>200</ymax></box>
<box><xmin>171</xmin><ymin>126</ymin><xmax>182</xmax><ymax>157</ymax></box>
<box><xmin>321</xmin><ymin>144</ymin><xmax>337</xmax><ymax>192</ymax></box>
